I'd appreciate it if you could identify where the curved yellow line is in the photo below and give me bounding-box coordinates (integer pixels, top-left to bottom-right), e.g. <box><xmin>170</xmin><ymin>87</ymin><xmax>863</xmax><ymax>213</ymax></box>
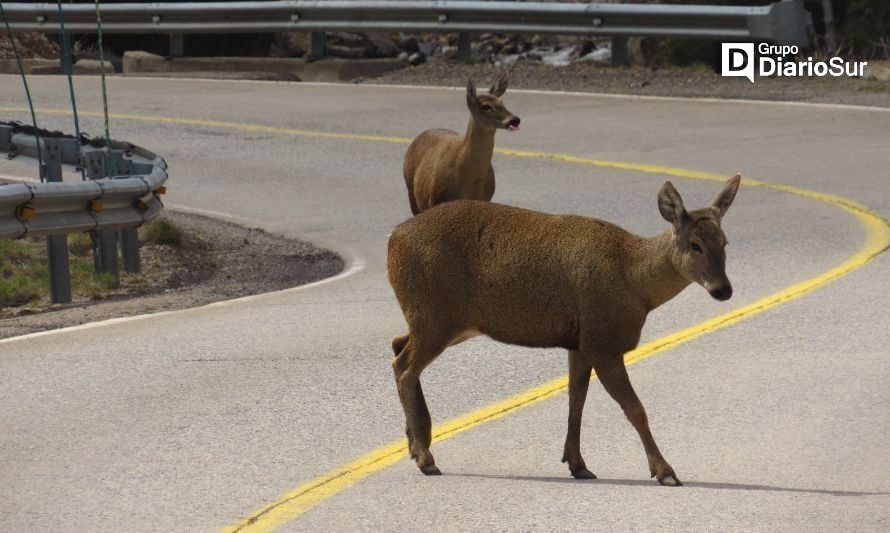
<box><xmin>2</xmin><ymin>106</ymin><xmax>887</xmax><ymax>531</ymax></box>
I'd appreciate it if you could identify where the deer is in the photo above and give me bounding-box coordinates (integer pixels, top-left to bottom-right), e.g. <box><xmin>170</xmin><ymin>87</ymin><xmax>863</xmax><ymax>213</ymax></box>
<box><xmin>387</xmin><ymin>174</ymin><xmax>742</xmax><ymax>486</ymax></box>
<box><xmin>402</xmin><ymin>73</ymin><xmax>521</xmax><ymax>215</ymax></box>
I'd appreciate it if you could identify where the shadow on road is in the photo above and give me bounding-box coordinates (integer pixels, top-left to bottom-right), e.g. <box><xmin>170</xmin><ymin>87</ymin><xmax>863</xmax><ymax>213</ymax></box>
<box><xmin>448</xmin><ymin>473</ymin><xmax>888</xmax><ymax>497</ymax></box>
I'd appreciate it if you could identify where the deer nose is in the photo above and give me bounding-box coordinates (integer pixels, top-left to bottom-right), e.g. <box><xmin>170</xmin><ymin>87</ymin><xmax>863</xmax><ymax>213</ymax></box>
<box><xmin>507</xmin><ymin>117</ymin><xmax>521</xmax><ymax>129</ymax></box>
<box><xmin>709</xmin><ymin>285</ymin><xmax>733</xmax><ymax>301</ymax></box>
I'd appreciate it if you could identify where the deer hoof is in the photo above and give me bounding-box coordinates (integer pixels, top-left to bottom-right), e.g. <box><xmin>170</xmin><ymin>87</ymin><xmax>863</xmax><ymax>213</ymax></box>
<box><xmin>571</xmin><ymin>468</ymin><xmax>597</xmax><ymax>480</ymax></box>
<box><xmin>420</xmin><ymin>464</ymin><xmax>442</xmax><ymax>476</ymax></box>
<box><xmin>658</xmin><ymin>474</ymin><xmax>682</xmax><ymax>487</ymax></box>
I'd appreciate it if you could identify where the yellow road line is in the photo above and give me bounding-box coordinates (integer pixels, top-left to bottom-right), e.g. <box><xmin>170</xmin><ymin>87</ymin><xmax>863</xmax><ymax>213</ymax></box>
<box><xmin>3</xmin><ymin>105</ymin><xmax>888</xmax><ymax>531</ymax></box>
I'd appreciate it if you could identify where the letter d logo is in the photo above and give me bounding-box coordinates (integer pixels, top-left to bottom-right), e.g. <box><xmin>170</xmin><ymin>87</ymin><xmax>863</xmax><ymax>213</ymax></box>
<box><xmin>722</xmin><ymin>43</ymin><xmax>754</xmax><ymax>83</ymax></box>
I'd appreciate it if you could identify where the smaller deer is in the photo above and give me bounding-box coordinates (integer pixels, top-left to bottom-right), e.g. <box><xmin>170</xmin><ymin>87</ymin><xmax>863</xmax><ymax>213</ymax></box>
<box><xmin>387</xmin><ymin>175</ymin><xmax>742</xmax><ymax>485</ymax></box>
<box><xmin>402</xmin><ymin>73</ymin><xmax>521</xmax><ymax>215</ymax></box>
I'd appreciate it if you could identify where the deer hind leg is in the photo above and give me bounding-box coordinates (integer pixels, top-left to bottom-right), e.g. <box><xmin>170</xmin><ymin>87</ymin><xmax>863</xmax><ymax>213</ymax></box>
<box><xmin>592</xmin><ymin>358</ymin><xmax>682</xmax><ymax>486</ymax></box>
<box><xmin>392</xmin><ymin>331</ymin><xmax>450</xmax><ymax>475</ymax></box>
<box><xmin>392</xmin><ymin>335</ymin><xmax>414</xmax><ymax>453</ymax></box>
<box><xmin>562</xmin><ymin>350</ymin><xmax>596</xmax><ymax>479</ymax></box>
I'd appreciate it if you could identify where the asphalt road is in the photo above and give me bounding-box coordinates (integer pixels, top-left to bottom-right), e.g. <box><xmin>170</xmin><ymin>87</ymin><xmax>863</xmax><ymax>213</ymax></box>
<box><xmin>1</xmin><ymin>76</ymin><xmax>888</xmax><ymax>532</ymax></box>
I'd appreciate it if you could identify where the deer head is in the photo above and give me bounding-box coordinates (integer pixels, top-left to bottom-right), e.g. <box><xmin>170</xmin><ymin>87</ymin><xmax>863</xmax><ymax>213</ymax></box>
<box><xmin>658</xmin><ymin>175</ymin><xmax>741</xmax><ymax>301</ymax></box>
<box><xmin>466</xmin><ymin>73</ymin><xmax>521</xmax><ymax>131</ymax></box>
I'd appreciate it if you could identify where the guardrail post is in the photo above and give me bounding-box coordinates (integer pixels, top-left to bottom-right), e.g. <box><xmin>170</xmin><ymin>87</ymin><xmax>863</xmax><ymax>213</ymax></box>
<box><xmin>60</xmin><ymin>33</ymin><xmax>74</xmax><ymax>76</ymax></box>
<box><xmin>611</xmin><ymin>37</ymin><xmax>628</xmax><ymax>67</ymax></box>
<box><xmin>169</xmin><ymin>33</ymin><xmax>184</xmax><ymax>57</ymax></box>
<box><xmin>120</xmin><ymin>229</ymin><xmax>140</xmax><ymax>273</ymax></box>
<box><xmin>311</xmin><ymin>32</ymin><xmax>327</xmax><ymax>58</ymax></box>
<box><xmin>115</xmin><ymin>155</ymin><xmax>141</xmax><ymax>273</ymax></box>
<box><xmin>42</xmin><ymin>138</ymin><xmax>72</xmax><ymax>304</ymax></box>
<box><xmin>85</xmin><ymin>150</ymin><xmax>120</xmax><ymax>287</ymax></box>
<box><xmin>457</xmin><ymin>33</ymin><xmax>471</xmax><ymax>62</ymax></box>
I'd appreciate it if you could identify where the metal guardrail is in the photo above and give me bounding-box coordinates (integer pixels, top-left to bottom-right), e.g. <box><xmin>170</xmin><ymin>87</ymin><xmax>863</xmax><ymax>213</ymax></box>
<box><xmin>1</xmin><ymin>122</ymin><xmax>167</xmax><ymax>303</ymax></box>
<box><xmin>1</xmin><ymin>1</ymin><xmax>810</xmax><ymax>53</ymax></box>
<box><xmin>0</xmin><ymin>126</ymin><xmax>167</xmax><ymax>240</ymax></box>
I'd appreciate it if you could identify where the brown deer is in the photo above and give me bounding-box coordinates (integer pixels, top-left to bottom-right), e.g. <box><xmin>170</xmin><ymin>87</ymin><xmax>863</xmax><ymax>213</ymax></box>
<box><xmin>402</xmin><ymin>73</ymin><xmax>521</xmax><ymax>215</ymax></box>
<box><xmin>387</xmin><ymin>175</ymin><xmax>742</xmax><ymax>486</ymax></box>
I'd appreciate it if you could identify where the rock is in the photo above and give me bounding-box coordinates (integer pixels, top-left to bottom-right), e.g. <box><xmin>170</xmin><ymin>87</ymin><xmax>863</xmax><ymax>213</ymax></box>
<box><xmin>440</xmin><ymin>45</ymin><xmax>458</xmax><ymax>60</ymax></box>
<box><xmin>72</xmin><ymin>59</ymin><xmax>115</xmax><ymax>74</ymax></box>
<box><xmin>327</xmin><ymin>44</ymin><xmax>368</xmax><ymax>59</ymax></box>
<box><xmin>579</xmin><ymin>40</ymin><xmax>597</xmax><ymax>57</ymax></box>
<box><xmin>366</xmin><ymin>32</ymin><xmax>399</xmax><ymax>57</ymax></box>
<box><xmin>331</xmin><ymin>32</ymin><xmax>367</xmax><ymax>48</ymax></box>
<box><xmin>418</xmin><ymin>41</ymin><xmax>438</xmax><ymax>57</ymax></box>
<box><xmin>270</xmin><ymin>32</ymin><xmax>309</xmax><ymax>58</ymax></box>
<box><xmin>122</xmin><ymin>51</ymin><xmax>164</xmax><ymax>73</ymax></box>
<box><xmin>408</xmin><ymin>52</ymin><xmax>425</xmax><ymax>66</ymax></box>
<box><xmin>541</xmin><ymin>47</ymin><xmax>576</xmax><ymax>67</ymax></box>
<box><xmin>531</xmin><ymin>35</ymin><xmax>544</xmax><ymax>47</ymax></box>
<box><xmin>496</xmin><ymin>54</ymin><xmax>522</xmax><ymax>67</ymax></box>
<box><xmin>579</xmin><ymin>46</ymin><xmax>611</xmax><ymax>66</ymax></box>
<box><xmin>397</xmin><ymin>51</ymin><xmax>409</xmax><ymax>63</ymax></box>
<box><xmin>398</xmin><ymin>34</ymin><xmax>419</xmax><ymax>53</ymax></box>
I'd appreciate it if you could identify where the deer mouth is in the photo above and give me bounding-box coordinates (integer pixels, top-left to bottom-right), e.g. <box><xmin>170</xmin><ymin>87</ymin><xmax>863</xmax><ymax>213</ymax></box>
<box><xmin>505</xmin><ymin>117</ymin><xmax>521</xmax><ymax>131</ymax></box>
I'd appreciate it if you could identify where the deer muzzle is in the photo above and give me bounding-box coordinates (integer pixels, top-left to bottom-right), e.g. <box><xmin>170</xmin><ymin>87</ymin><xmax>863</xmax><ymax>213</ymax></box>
<box><xmin>506</xmin><ymin>116</ymin><xmax>521</xmax><ymax>131</ymax></box>
<box><xmin>708</xmin><ymin>284</ymin><xmax>733</xmax><ymax>301</ymax></box>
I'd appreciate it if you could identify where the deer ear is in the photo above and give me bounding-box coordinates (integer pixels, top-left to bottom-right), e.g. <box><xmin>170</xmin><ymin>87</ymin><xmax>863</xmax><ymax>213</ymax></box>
<box><xmin>489</xmin><ymin>72</ymin><xmax>508</xmax><ymax>97</ymax></box>
<box><xmin>466</xmin><ymin>78</ymin><xmax>478</xmax><ymax>107</ymax></box>
<box><xmin>710</xmin><ymin>174</ymin><xmax>741</xmax><ymax>219</ymax></box>
<box><xmin>658</xmin><ymin>181</ymin><xmax>688</xmax><ymax>227</ymax></box>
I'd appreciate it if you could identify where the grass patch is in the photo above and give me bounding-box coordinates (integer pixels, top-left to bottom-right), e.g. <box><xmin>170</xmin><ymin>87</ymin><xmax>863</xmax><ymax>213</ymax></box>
<box><xmin>0</xmin><ymin>233</ymin><xmax>118</xmax><ymax>308</ymax></box>
<box><xmin>142</xmin><ymin>218</ymin><xmax>184</xmax><ymax>247</ymax></box>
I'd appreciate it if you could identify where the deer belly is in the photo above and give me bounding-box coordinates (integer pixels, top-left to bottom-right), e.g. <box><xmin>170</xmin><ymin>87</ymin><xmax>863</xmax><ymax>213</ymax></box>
<box><xmin>478</xmin><ymin>315</ymin><xmax>578</xmax><ymax>350</ymax></box>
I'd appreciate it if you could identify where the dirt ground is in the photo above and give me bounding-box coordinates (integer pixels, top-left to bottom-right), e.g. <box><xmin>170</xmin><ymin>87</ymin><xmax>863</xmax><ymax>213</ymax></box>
<box><xmin>0</xmin><ymin>212</ymin><xmax>343</xmax><ymax>339</ymax></box>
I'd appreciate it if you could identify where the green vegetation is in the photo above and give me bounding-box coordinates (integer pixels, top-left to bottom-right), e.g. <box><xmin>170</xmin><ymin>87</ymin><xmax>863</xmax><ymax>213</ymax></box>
<box><xmin>142</xmin><ymin>218</ymin><xmax>184</xmax><ymax>247</ymax></box>
<box><xmin>844</xmin><ymin>0</ymin><xmax>890</xmax><ymax>58</ymax></box>
<box><xmin>0</xmin><ymin>239</ymin><xmax>44</xmax><ymax>306</ymax></box>
<box><xmin>0</xmin><ymin>233</ymin><xmax>117</xmax><ymax>308</ymax></box>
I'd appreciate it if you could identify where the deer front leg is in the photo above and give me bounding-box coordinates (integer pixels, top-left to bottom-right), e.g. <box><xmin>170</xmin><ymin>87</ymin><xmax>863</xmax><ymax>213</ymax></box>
<box><xmin>593</xmin><ymin>358</ymin><xmax>682</xmax><ymax>486</ymax></box>
<box><xmin>562</xmin><ymin>350</ymin><xmax>596</xmax><ymax>479</ymax></box>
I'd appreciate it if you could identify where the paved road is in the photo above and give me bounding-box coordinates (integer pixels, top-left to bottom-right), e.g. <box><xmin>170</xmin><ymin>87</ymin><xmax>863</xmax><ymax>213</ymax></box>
<box><xmin>1</xmin><ymin>76</ymin><xmax>888</xmax><ymax>532</ymax></box>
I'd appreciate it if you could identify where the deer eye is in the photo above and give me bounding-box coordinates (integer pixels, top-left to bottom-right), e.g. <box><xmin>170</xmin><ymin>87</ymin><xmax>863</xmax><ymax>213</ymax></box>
<box><xmin>481</xmin><ymin>104</ymin><xmax>493</xmax><ymax>112</ymax></box>
<box><xmin>691</xmin><ymin>242</ymin><xmax>703</xmax><ymax>253</ymax></box>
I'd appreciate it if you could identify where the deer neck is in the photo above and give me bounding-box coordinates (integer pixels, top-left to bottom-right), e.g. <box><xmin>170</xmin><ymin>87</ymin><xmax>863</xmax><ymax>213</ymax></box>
<box><xmin>457</xmin><ymin>117</ymin><xmax>496</xmax><ymax>177</ymax></box>
<box><xmin>623</xmin><ymin>231</ymin><xmax>691</xmax><ymax>312</ymax></box>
